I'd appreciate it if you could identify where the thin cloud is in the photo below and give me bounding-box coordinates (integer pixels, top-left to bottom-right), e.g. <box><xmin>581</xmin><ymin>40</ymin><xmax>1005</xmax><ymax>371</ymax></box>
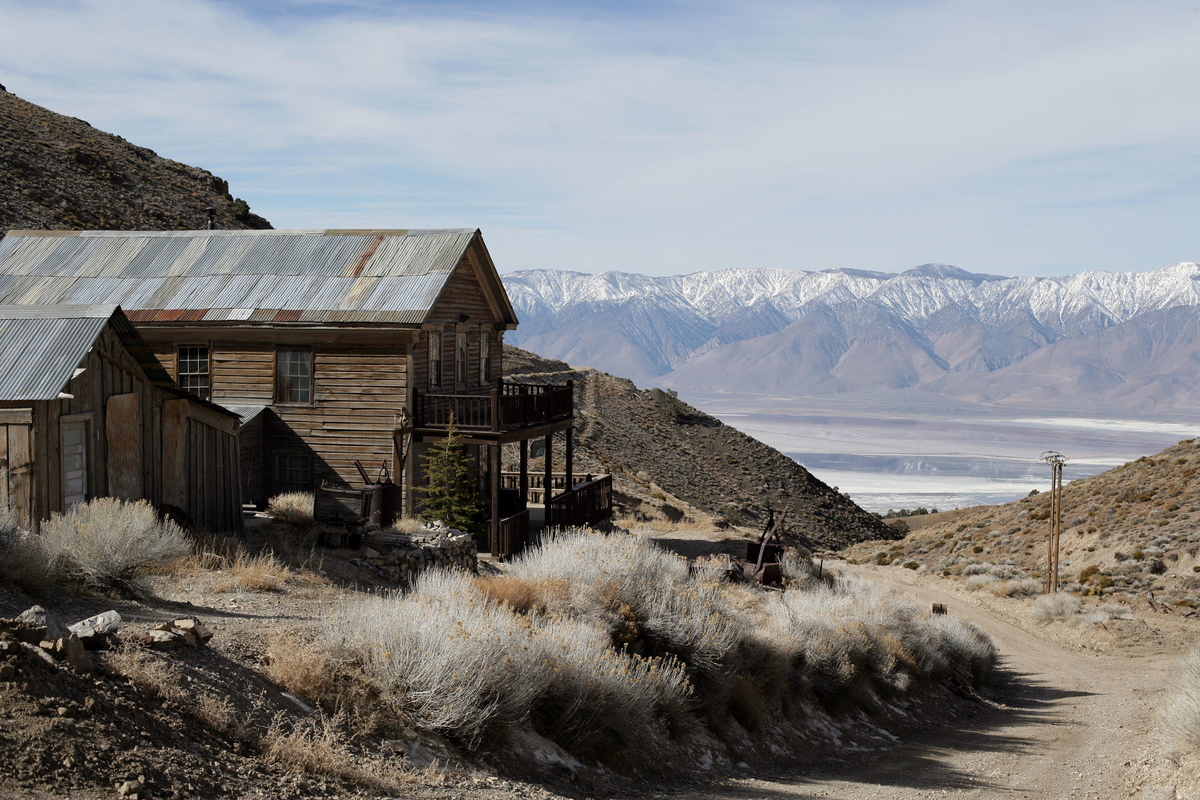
<box><xmin>1</xmin><ymin>0</ymin><xmax>1197</xmax><ymax>275</ymax></box>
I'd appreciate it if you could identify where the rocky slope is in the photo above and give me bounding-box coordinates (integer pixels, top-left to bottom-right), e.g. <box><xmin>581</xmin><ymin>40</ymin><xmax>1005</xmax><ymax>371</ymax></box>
<box><xmin>842</xmin><ymin>437</ymin><xmax>1200</xmax><ymax>608</ymax></box>
<box><xmin>0</xmin><ymin>85</ymin><xmax>271</xmax><ymax>236</ymax></box>
<box><xmin>502</xmin><ymin>263</ymin><xmax>1200</xmax><ymax>412</ymax></box>
<box><xmin>504</xmin><ymin>345</ymin><xmax>894</xmax><ymax>549</ymax></box>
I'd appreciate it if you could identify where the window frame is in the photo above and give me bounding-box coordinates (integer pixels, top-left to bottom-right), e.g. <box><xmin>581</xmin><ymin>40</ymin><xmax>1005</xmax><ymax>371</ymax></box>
<box><xmin>428</xmin><ymin>329</ymin><xmax>443</xmax><ymax>389</ymax></box>
<box><xmin>175</xmin><ymin>344</ymin><xmax>212</xmax><ymax>402</ymax></box>
<box><xmin>480</xmin><ymin>330</ymin><xmax>492</xmax><ymax>385</ymax></box>
<box><xmin>275</xmin><ymin>452</ymin><xmax>312</xmax><ymax>493</ymax></box>
<box><xmin>274</xmin><ymin>346</ymin><xmax>314</xmax><ymax>405</ymax></box>
<box><xmin>455</xmin><ymin>331</ymin><xmax>468</xmax><ymax>388</ymax></box>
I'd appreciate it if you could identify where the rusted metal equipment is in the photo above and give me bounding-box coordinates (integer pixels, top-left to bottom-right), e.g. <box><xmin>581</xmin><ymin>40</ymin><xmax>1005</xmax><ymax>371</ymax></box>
<box><xmin>364</xmin><ymin>461</ymin><xmax>403</xmax><ymax>528</ymax></box>
<box><xmin>932</xmin><ymin>603</ymin><xmax>947</xmax><ymax>615</ymax></box>
<box><xmin>739</xmin><ymin>509</ymin><xmax>789</xmax><ymax>585</ymax></box>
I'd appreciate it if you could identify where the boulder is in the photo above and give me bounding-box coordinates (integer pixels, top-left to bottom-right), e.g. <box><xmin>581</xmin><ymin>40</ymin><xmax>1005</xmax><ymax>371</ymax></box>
<box><xmin>17</xmin><ymin>606</ymin><xmax>69</xmax><ymax>641</ymax></box>
<box><xmin>70</xmin><ymin>610</ymin><xmax>122</xmax><ymax>649</ymax></box>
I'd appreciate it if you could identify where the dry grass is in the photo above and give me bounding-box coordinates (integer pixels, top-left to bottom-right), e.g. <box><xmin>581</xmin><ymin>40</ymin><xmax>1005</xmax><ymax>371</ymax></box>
<box><xmin>261</xmin><ymin>714</ymin><xmax>415</xmax><ymax>793</ymax></box>
<box><xmin>264</xmin><ymin>632</ymin><xmax>337</xmax><ymax>701</ymax></box>
<box><xmin>389</xmin><ymin>516</ymin><xmax>427</xmax><ymax>535</ymax></box>
<box><xmin>211</xmin><ymin>551</ymin><xmax>293</xmax><ymax>593</ymax></box>
<box><xmin>472</xmin><ymin>575</ymin><xmax>569</xmax><ymax>613</ymax></box>
<box><xmin>105</xmin><ymin>643</ymin><xmax>186</xmax><ymax>702</ymax></box>
<box><xmin>266</xmin><ymin>492</ymin><xmax>315</xmax><ymax>526</ymax></box>
<box><xmin>193</xmin><ymin>693</ymin><xmax>237</xmax><ymax>734</ymax></box>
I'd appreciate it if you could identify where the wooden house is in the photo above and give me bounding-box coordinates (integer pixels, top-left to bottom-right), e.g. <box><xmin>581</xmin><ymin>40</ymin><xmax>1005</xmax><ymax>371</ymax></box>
<box><xmin>0</xmin><ymin>229</ymin><xmax>601</xmax><ymax>554</ymax></box>
<box><xmin>0</xmin><ymin>304</ymin><xmax>243</xmax><ymax>532</ymax></box>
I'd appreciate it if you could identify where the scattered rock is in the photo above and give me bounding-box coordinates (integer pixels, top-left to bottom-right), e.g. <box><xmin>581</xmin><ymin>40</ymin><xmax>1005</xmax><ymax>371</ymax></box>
<box><xmin>70</xmin><ymin>610</ymin><xmax>122</xmax><ymax>649</ymax></box>
<box><xmin>18</xmin><ymin>606</ymin><xmax>69</xmax><ymax>641</ymax></box>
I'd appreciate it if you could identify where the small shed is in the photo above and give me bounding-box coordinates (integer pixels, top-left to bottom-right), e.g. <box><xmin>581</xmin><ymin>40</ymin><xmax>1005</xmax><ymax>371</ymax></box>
<box><xmin>0</xmin><ymin>304</ymin><xmax>243</xmax><ymax>533</ymax></box>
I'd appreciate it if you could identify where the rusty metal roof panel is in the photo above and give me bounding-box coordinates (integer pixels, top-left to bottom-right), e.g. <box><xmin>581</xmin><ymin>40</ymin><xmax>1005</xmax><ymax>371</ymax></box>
<box><xmin>0</xmin><ymin>229</ymin><xmax>489</xmax><ymax>322</ymax></box>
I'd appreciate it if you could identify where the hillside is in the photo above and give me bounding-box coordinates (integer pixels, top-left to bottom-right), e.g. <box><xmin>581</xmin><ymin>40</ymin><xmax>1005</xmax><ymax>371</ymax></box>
<box><xmin>842</xmin><ymin>437</ymin><xmax>1200</xmax><ymax>608</ymax></box>
<box><xmin>0</xmin><ymin>85</ymin><xmax>271</xmax><ymax>235</ymax></box>
<box><xmin>503</xmin><ymin>345</ymin><xmax>894</xmax><ymax>548</ymax></box>
<box><xmin>502</xmin><ymin>263</ymin><xmax>1200</xmax><ymax>413</ymax></box>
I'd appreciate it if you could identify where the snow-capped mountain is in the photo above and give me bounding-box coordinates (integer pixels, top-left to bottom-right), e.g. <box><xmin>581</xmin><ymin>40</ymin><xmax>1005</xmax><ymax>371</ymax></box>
<box><xmin>502</xmin><ymin>262</ymin><xmax>1200</xmax><ymax>411</ymax></box>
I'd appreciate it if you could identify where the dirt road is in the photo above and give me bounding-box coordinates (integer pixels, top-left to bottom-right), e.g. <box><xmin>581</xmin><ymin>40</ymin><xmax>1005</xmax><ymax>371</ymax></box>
<box><xmin>687</xmin><ymin>565</ymin><xmax>1183</xmax><ymax>800</ymax></box>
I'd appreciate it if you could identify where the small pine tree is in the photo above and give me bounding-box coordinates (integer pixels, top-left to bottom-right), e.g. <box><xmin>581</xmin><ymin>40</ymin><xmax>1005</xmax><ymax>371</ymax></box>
<box><xmin>418</xmin><ymin>416</ymin><xmax>483</xmax><ymax>533</ymax></box>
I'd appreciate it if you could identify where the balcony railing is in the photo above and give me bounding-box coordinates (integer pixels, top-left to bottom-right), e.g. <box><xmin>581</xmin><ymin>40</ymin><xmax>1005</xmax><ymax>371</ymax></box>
<box><xmin>546</xmin><ymin>475</ymin><xmax>613</xmax><ymax>530</ymax></box>
<box><xmin>415</xmin><ymin>381</ymin><xmax>573</xmax><ymax>432</ymax></box>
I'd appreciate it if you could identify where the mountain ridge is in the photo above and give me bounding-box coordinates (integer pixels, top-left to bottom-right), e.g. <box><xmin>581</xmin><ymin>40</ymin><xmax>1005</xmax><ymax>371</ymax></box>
<box><xmin>504</xmin><ymin>262</ymin><xmax>1200</xmax><ymax>411</ymax></box>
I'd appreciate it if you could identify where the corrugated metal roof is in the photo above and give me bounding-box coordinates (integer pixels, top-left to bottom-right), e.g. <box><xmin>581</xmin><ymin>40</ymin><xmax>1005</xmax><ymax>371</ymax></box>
<box><xmin>0</xmin><ymin>229</ymin><xmax>495</xmax><ymax>325</ymax></box>
<box><xmin>218</xmin><ymin>404</ymin><xmax>269</xmax><ymax>423</ymax></box>
<box><xmin>0</xmin><ymin>304</ymin><xmax>173</xmax><ymax>401</ymax></box>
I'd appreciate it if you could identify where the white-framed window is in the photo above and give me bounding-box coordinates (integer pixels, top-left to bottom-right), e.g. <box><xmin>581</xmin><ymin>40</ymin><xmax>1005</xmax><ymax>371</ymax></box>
<box><xmin>480</xmin><ymin>331</ymin><xmax>491</xmax><ymax>384</ymax></box>
<box><xmin>177</xmin><ymin>345</ymin><xmax>210</xmax><ymax>401</ymax></box>
<box><xmin>275</xmin><ymin>347</ymin><xmax>312</xmax><ymax>404</ymax></box>
<box><xmin>428</xmin><ymin>330</ymin><xmax>442</xmax><ymax>388</ymax></box>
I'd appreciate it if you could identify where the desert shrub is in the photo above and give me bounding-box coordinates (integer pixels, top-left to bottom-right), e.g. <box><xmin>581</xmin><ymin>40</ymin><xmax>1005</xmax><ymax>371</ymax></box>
<box><xmin>965</xmin><ymin>574</ymin><xmax>999</xmax><ymax>591</ymax></box>
<box><xmin>0</xmin><ymin>507</ymin><xmax>52</xmax><ymax>593</ymax></box>
<box><xmin>1030</xmin><ymin>593</ymin><xmax>1082</xmax><ymax>621</ymax></box>
<box><xmin>1160</xmin><ymin>645</ymin><xmax>1200</xmax><ymax>761</ymax></box>
<box><xmin>266</xmin><ymin>492</ymin><xmax>315</xmax><ymax>526</ymax></box>
<box><xmin>388</xmin><ymin>516</ymin><xmax>426</xmax><ymax>535</ymax></box>
<box><xmin>992</xmin><ymin>579</ymin><xmax>1042</xmax><ymax>598</ymax></box>
<box><xmin>40</xmin><ymin>498</ymin><xmax>192</xmax><ymax>589</ymax></box>
<box><xmin>323</xmin><ymin>532</ymin><xmax>997</xmax><ymax>765</ymax></box>
<box><xmin>1078</xmin><ymin>565</ymin><xmax>1100</xmax><ymax>584</ymax></box>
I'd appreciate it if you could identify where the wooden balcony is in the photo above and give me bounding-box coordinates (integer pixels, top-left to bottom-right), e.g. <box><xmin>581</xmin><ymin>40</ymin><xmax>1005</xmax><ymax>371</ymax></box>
<box><xmin>414</xmin><ymin>380</ymin><xmax>573</xmax><ymax>442</ymax></box>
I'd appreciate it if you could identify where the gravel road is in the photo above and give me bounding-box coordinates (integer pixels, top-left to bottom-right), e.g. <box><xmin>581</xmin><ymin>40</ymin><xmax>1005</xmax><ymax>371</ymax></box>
<box><xmin>679</xmin><ymin>564</ymin><xmax>1182</xmax><ymax>800</ymax></box>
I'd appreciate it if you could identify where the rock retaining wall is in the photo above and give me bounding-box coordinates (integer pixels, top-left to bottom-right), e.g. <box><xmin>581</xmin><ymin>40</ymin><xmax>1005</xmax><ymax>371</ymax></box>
<box><xmin>354</xmin><ymin>523</ymin><xmax>477</xmax><ymax>585</ymax></box>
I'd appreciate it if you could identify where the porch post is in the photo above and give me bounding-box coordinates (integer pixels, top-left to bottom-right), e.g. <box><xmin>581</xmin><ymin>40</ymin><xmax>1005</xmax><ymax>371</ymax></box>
<box><xmin>490</xmin><ymin>443</ymin><xmax>501</xmax><ymax>556</ymax></box>
<box><xmin>543</xmin><ymin>432</ymin><xmax>553</xmax><ymax>505</ymax></box>
<box><xmin>565</xmin><ymin>427</ymin><xmax>573</xmax><ymax>490</ymax></box>
<box><xmin>519</xmin><ymin>438</ymin><xmax>529</xmax><ymax>510</ymax></box>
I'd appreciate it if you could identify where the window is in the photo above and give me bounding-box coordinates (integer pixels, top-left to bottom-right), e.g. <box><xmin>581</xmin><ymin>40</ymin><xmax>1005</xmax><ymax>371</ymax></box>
<box><xmin>456</xmin><ymin>332</ymin><xmax>468</xmax><ymax>386</ymax></box>
<box><xmin>276</xmin><ymin>453</ymin><xmax>311</xmax><ymax>492</ymax></box>
<box><xmin>177</xmin><ymin>345</ymin><xmax>210</xmax><ymax>401</ymax></box>
<box><xmin>275</xmin><ymin>348</ymin><xmax>312</xmax><ymax>404</ymax></box>
<box><xmin>428</xmin><ymin>330</ymin><xmax>442</xmax><ymax>388</ymax></box>
<box><xmin>480</xmin><ymin>331</ymin><xmax>492</xmax><ymax>384</ymax></box>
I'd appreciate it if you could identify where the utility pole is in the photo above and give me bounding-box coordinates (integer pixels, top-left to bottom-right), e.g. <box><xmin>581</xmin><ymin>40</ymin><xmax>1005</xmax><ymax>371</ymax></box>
<box><xmin>1041</xmin><ymin>451</ymin><xmax>1067</xmax><ymax>593</ymax></box>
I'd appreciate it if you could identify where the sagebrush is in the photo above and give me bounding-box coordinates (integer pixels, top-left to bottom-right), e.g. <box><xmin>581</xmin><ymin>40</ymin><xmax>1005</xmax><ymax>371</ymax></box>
<box><xmin>39</xmin><ymin>498</ymin><xmax>192</xmax><ymax>589</ymax></box>
<box><xmin>1161</xmin><ymin>645</ymin><xmax>1200</xmax><ymax>763</ymax></box>
<box><xmin>323</xmin><ymin>530</ymin><xmax>995</xmax><ymax>765</ymax></box>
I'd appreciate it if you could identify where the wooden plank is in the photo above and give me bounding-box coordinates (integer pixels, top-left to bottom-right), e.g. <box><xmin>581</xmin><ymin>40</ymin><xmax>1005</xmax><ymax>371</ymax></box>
<box><xmin>0</xmin><ymin>409</ymin><xmax>33</xmax><ymax>425</ymax></box>
<box><xmin>9</xmin><ymin>422</ymin><xmax>33</xmax><ymax>529</ymax></box>
<box><xmin>105</xmin><ymin>393</ymin><xmax>143</xmax><ymax>501</ymax></box>
<box><xmin>0</xmin><ymin>425</ymin><xmax>8</xmax><ymax>511</ymax></box>
<box><xmin>161</xmin><ymin>399</ymin><xmax>189</xmax><ymax>508</ymax></box>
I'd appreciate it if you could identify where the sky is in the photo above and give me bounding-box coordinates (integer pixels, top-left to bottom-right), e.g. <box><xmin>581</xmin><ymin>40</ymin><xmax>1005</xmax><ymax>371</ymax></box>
<box><xmin>1</xmin><ymin>0</ymin><xmax>1199</xmax><ymax>277</ymax></box>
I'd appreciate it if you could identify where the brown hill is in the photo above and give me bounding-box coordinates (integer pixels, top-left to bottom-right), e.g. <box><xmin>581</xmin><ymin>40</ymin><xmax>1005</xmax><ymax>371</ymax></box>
<box><xmin>504</xmin><ymin>345</ymin><xmax>894</xmax><ymax>549</ymax></box>
<box><xmin>0</xmin><ymin>85</ymin><xmax>270</xmax><ymax>235</ymax></box>
<box><xmin>843</xmin><ymin>437</ymin><xmax>1200</xmax><ymax>607</ymax></box>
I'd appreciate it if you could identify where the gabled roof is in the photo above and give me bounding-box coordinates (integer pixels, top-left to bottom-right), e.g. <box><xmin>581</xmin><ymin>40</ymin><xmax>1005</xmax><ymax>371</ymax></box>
<box><xmin>0</xmin><ymin>304</ymin><xmax>173</xmax><ymax>401</ymax></box>
<box><xmin>0</xmin><ymin>229</ymin><xmax>518</xmax><ymax>326</ymax></box>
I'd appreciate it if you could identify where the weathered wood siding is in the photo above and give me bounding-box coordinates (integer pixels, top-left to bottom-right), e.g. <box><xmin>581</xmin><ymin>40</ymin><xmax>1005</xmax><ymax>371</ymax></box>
<box><xmin>0</xmin><ymin>325</ymin><xmax>242</xmax><ymax>533</ymax></box>
<box><xmin>142</xmin><ymin>331</ymin><xmax>411</xmax><ymax>500</ymax></box>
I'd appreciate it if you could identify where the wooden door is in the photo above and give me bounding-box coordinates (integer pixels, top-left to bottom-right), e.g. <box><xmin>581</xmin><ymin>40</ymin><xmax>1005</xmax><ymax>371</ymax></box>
<box><xmin>455</xmin><ymin>332</ymin><xmax>468</xmax><ymax>390</ymax></box>
<box><xmin>1</xmin><ymin>418</ymin><xmax>34</xmax><ymax>527</ymax></box>
<box><xmin>106</xmin><ymin>393</ymin><xmax>143</xmax><ymax>501</ymax></box>
<box><xmin>61</xmin><ymin>421</ymin><xmax>88</xmax><ymax>507</ymax></box>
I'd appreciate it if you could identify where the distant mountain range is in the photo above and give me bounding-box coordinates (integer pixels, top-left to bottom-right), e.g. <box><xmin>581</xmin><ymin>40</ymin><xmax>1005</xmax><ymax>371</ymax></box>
<box><xmin>503</xmin><ymin>263</ymin><xmax>1200</xmax><ymax>413</ymax></box>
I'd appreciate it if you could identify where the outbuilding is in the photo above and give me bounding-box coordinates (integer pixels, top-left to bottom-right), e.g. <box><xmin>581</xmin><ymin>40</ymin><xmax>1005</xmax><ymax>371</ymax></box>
<box><xmin>0</xmin><ymin>304</ymin><xmax>243</xmax><ymax>532</ymax></box>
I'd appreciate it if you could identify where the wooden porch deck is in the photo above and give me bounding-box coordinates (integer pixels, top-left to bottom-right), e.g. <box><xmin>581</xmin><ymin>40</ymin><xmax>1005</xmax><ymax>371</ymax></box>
<box><xmin>413</xmin><ymin>380</ymin><xmax>573</xmax><ymax>443</ymax></box>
